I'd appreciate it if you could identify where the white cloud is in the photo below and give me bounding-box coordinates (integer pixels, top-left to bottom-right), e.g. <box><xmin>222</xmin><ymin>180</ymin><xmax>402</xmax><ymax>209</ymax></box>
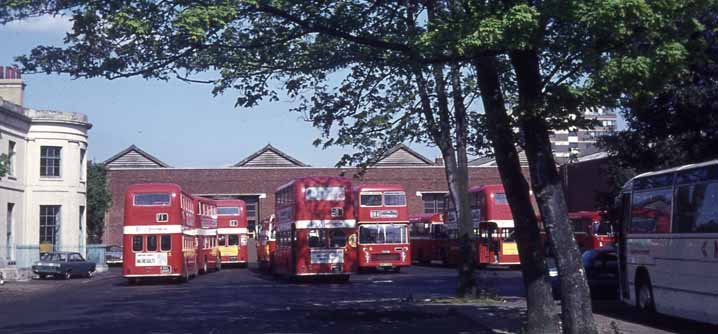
<box><xmin>3</xmin><ymin>14</ymin><xmax>72</xmax><ymax>33</ymax></box>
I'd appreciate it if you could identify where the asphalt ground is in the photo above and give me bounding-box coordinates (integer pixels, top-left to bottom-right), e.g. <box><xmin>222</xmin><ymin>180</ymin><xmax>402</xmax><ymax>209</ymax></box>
<box><xmin>0</xmin><ymin>265</ymin><xmax>716</xmax><ymax>334</ymax></box>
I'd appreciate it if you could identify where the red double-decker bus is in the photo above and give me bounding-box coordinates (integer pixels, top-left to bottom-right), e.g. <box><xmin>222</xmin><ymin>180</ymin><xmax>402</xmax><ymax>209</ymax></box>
<box><xmin>409</xmin><ymin>213</ymin><xmax>456</xmax><ymax>265</ymax></box>
<box><xmin>569</xmin><ymin>210</ymin><xmax>615</xmax><ymax>252</ymax></box>
<box><xmin>257</xmin><ymin>214</ymin><xmax>276</xmax><ymax>270</ymax></box>
<box><xmin>470</xmin><ymin>184</ymin><xmax>520</xmax><ymax>266</ymax></box>
<box><xmin>354</xmin><ymin>184</ymin><xmax>410</xmax><ymax>272</ymax></box>
<box><xmin>272</xmin><ymin>177</ymin><xmax>357</xmax><ymax>280</ymax></box>
<box><xmin>123</xmin><ymin>183</ymin><xmax>199</xmax><ymax>282</ymax></box>
<box><xmin>215</xmin><ymin>199</ymin><xmax>249</xmax><ymax>266</ymax></box>
<box><xmin>195</xmin><ymin>197</ymin><xmax>221</xmax><ymax>273</ymax></box>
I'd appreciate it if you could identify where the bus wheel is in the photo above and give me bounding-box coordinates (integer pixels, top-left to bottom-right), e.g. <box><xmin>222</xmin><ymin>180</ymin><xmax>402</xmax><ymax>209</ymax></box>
<box><xmin>636</xmin><ymin>273</ymin><xmax>655</xmax><ymax>312</ymax></box>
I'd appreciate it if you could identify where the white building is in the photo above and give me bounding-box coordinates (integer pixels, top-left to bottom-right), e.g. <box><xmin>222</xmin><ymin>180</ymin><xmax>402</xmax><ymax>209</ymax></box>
<box><xmin>0</xmin><ymin>66</ymin><xmax>91</xmax><ymax>280</ymax></box>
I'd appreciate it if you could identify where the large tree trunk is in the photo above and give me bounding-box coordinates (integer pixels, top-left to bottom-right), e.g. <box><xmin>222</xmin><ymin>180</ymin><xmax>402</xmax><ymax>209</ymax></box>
<box><xmin>474</xmin><ymin>55</ymin><xmax>559</xmax><ymax>333</ymax></box>
<box><xmin>450</xmin><ymin>63</ymin><xmax>476</xmax><ymax>297</ymax></box>
<box><xmin>412</xmin><ymin>65</ymin><xmax>475</xmax><ymax>297</ymax></box>
<box><xmin>511</xmin><ymin>49</ymin><xmax>598</xmax><ymax>334</ymax></box>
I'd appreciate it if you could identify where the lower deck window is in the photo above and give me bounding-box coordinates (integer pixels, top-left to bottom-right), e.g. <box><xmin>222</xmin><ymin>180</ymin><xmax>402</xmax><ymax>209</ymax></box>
<box><xmin>307</xmin><ymin>229</ymin><xmax>348</xmax><ymax>248</ymax></box>
<box><xmin>228</xmin><ymin>235</ymin><xmax>239</xmax><ymax>246</ymax></box>
<box><xmin>132</xmin><ymin>236</ymin><xmax>143</xmax><ymax>252</ymax></box>
<box><xmin>147</xmin><ymin>235</ymin><xmax>158</xmax><ymax>251</ymax></box>
<box><xmin>359</xmin><ymin>224</ymin><xmax>408</xmax><ymax>244</ymax></box>
<box><xmin>161</xmin><ymin>235</ymin><xmax>171</xmax><ymax>251</ymax></box>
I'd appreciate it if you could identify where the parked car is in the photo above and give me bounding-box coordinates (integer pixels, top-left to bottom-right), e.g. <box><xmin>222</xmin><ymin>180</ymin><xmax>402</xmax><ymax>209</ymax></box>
<box><xmin>32</xmin><ymin>252</ymin><xmax>96</xmax><ymax>280</ymax></box>
<box><xmin>548</xmin><ymin>245</ymin><xmax>618</xmax><ymax>299</ymax></box>
<box><xmin>105</xmin><ymin>245</ymin><xmax>123</xmax><ymax>265</ymax></box>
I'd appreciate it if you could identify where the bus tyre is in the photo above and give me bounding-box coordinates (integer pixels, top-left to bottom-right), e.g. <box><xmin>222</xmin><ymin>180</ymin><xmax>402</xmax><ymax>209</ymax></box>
<box><xmin>636</xmin><ymin>274</ymin><xmax>655</xmax><ymax>312</ymax></box>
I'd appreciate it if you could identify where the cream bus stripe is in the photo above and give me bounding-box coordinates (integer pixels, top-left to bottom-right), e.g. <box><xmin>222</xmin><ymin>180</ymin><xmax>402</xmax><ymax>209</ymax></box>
<box><xmin>217</xmin><ymin>228</ymin><xmax>249</xmax><ymax>234</ymax></box>
<box><xmin>123</xmin><ymin>225</ymin><xmax>182</xmax><ymax>234</ymax></box>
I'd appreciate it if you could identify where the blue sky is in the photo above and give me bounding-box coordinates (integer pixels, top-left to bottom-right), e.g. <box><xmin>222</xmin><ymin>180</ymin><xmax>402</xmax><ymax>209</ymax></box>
<box><xmin>0</xmin><ymin>15</ymin><xmax>441</xmax><ymax>167</ymax></box>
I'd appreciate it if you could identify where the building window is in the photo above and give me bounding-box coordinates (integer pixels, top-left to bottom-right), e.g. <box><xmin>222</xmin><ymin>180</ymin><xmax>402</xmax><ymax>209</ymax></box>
<box><xmin>246</xmin><ymin>201</ymin><xmax>257</xmax><ymax>233</ymax></box>
<box><xmin>40</xmin><ymin>205</ymin><xmax>61</xmax><ymax>252</ymax></box>
<box><xmin>40</xmin><ymin>146</ymin><xmax>62</xmax><ymax>177</ymax></box>
<box><xmin>422</xmin><ymin>193</ymin><xmax>447</xmax><ymax>214</ymax></box>
<box><xmin>80</xmin><ymin>148</ymin><xmax>86</xmax><ymax>180</ymax></box>
<box><xmin>79</xmin><ymin>206</ymin><xmax>85</xmax><ymax>251</ymax></box>
<box><xmin>6</xmin><ymin>203</ymin><xmax>14</xmax><ymax>260</ymax></box>
<box><xmin>7</xmin><ymin>141</ymin><xmax>15</xmax><ymax>176</ymax></box>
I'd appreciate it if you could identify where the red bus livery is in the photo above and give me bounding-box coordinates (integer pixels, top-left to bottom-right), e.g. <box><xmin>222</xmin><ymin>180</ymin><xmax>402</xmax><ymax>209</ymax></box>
<box><xmin>257</xmin><ymin>215</ymin><xmax>277</xmax><ymax>270</ymax></box>
<box><xmin>273</xmin><ymin>177</ymin><xmax>357</xmax><ymax>280</ymax></box>
<box><xmin>355</xmin><ymin>184</ymin><xmax>410</xmax><ymax>271</ymax></box>
<box><xmin>569</xmin><ymin>210</ymin><xmax>615</xmax><ymax>252</ymax></box>
<box><xmin>123</xmin><ymin>183</ymin><xmax>199</xmax><ymax>282</ymax></box>
<box><xmin>470</xmin><ymin>184</ymin><xmax>520</xmax><ymax>266</ymax></box>
<box><xmin>216</xmin><ymin>199</ymin><xmax>249</xmax><ymax>266</ymax></box>
<box><xmin>409</xmin><ymin>213</ymin><xmax>454</xmax><ymax>264</ymax></box>
<box><xmin>195</xmin><ymin>197</ymin><xmax>221</xmax><ymax>273</ymax></box>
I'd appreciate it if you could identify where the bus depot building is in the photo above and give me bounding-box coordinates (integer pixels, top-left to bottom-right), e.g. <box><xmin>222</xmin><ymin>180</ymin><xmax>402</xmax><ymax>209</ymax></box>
<box><xmin>103</xmin><ymin>144</ymin><xmax>514</xmax><ymax>247</ymax></box>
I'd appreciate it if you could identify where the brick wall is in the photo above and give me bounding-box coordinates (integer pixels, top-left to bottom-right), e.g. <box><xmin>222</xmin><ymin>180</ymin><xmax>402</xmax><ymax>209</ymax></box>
<box><xmin>104</xmin><ymin>166</ymin><xmax>512</xmax><ymax>246</ymax></box>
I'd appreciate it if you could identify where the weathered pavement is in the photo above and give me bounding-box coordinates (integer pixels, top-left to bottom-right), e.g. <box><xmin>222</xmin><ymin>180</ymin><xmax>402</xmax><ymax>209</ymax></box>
<box><xmin>0</xmin><ymin>266</ymin><xmax>716</xmax><ymax>334</ymax></box>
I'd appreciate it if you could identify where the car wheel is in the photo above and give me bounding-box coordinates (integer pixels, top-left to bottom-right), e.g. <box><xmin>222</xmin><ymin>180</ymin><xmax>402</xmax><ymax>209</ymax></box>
<box><xmin>636</xmin><ymin>274</ymin><xmax>655</xmax><ymax>312</ymax></box>
<box><xmin>85</xmin><ymin>270</ymin><xmax>94</xmax><ymax>279</ymax></box>
<box><xmin>64</xmin><ymin>271</ymin><xmax>72</xmax><ymax>280</ymax></box>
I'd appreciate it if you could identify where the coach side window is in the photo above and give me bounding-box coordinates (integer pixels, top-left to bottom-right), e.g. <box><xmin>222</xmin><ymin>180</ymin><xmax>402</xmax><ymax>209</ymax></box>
<box><xmin>675</xmin><ymin>181</ymin><xmax>718</xmax><ymax>233</ymax></box>
<box><xmin>132</xmin><ymin>236</ymin><xmax>143</xmax><ymax>252</ymax></box>
<box><xmin>630</xmin><ymin>188</ymin><xmax>672</xmax><ymax>233</ymax></box>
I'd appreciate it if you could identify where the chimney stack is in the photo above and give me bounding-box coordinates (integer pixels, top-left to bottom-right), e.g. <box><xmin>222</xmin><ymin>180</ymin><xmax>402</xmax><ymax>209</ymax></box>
<box><xmin>0</xmin><ymin>65</ymin><xmax>25</xmax><ymax>106</ymax></box>
<box><xmin>434</xmin><ymin>157</ymin><xmax>444</xmax><ymax>166</ymax></box>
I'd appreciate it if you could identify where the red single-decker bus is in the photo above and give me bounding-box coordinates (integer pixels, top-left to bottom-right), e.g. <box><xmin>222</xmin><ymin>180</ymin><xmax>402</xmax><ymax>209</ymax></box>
<box><xmin>123</xmin><ymin>183</ymin><xmax>199</xmax><ymax>282</ymax></box>
<box><xmin>273</xmin><ymin>177</ymin><xmax>357</xmax><ymax>280</ymax></box>
<box><xmin>215</xmin><ymin>199</ymin><xmax>249</xmax><ymax>266</ymax></box>
<box><xmin>355</xmin><ymin>184</ymin><xmax>410</xmax><ymax>271</ymax></box>
<box><xmin>409</xmin><ymin>213</ymin><xmax>456</xmax><ymax>265</ymax></box>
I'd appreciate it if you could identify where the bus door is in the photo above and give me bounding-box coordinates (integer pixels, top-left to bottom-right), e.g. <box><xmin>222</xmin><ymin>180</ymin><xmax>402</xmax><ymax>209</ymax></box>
<box><xmin>618</xmin><ymin>193</ymin><xmax>631</xmax><ymax>299</ymax></box>
<box><xmin>478</xmin><ymin>222</ymin><xmax>499</xmax><ymax>264</ymax></box>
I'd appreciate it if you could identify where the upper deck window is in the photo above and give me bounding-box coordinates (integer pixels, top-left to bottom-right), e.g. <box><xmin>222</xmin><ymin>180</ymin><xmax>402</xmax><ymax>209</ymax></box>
<box><xmin>218</xmin><ymin>207</ymin><xmax>240</xmax><ymax>216</ymax></box>
<box><xmin>493</xmin><ymin>193</ymin><xmax>508</xmax><ymax>204</ymax></box>
<box><xmin>384</xmin><ymin>191</ymin><xmax>406</xmax><ymax>206</ymax></box>
<box><xmin>360</xmin><ymin>193</ymin><xmax>382</xmax><ymax>206</ymax></box>
<box><xmin>134</xmin><ymin>193</ymin><xmax>171</xmax><ymax>206</ymax></box>
<box><xmin>305</xmin><ymin>186</ymin><xmax>345</xmax><ymax>201</ymax></box>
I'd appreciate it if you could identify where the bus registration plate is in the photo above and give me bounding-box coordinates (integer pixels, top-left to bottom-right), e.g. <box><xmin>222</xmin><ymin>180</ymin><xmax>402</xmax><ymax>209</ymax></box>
<box><xmin>311</xmin><ymin>249</ymin><xmax>344</xmax><ymax>264</ymax></box>
<box><xmin>135</xmin><ymin>253</ymin><xmax>168</xmax><ymax>267</ymax></box>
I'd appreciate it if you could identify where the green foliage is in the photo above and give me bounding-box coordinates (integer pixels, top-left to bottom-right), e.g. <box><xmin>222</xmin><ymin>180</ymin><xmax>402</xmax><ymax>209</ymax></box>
<box><xmin>87</xmin><ymin>162</ymin><xmax>112</xmax><ymax>244</ymax></box>
<box><xmin>601</xmin><ymin>9</ymin><xmax>718</xmax><ymax>172</ymax></box>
